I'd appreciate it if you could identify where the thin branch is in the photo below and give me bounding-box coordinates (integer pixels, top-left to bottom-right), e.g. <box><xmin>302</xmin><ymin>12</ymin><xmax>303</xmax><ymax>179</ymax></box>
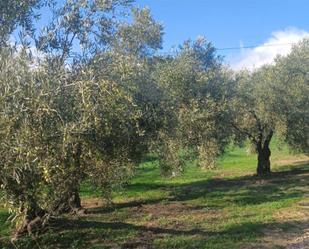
<box><xmin>230</xmin><ymin>122</ymin><xmax>257</xmax><ymax>144</ymax></box>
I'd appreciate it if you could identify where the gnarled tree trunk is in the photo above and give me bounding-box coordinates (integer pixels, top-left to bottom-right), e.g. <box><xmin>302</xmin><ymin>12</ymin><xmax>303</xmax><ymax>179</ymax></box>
<box><xmin>51</xmin><ymin>188</ymin><xmax>84</xmax><ymax>215</ymax></box>
<box><xmin>256</xmin><ymin>130</ymin><xmax>273</xmax><ymax>176</ymax></box>
<box><xmin>14</xmin><ymin>198</ymin><xmax>47</xmax><ymax>239</ymax></box>
<box><xmin>257</xmin><ymin>144</ymin><xmax>271</xmax><ymax>175</ymax></box>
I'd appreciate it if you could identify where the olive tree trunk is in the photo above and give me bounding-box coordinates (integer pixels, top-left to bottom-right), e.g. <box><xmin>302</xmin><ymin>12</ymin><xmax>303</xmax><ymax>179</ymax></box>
<box><xmin>256</xmin><ymin>130</ymin><xmax>273</xmax><ymax>176</ymax></box>
<box><xmin>52</xmin><ymin>144</ymin><xmax>85</xmax><ymax>214</ymax></box>
<box><xmin>14</xmin><ymin>198</ymin><xmax>47</xmax><ymax>238</ymax></box>
<box><xmin>51</xmin><ymin>188</ymin><xmax>83</xmax><ymax>215</ymax></box>
<box><xmin>257</xmin><ymin>144</ymin><xmax>271</xmax><ymax>175</ymax></box>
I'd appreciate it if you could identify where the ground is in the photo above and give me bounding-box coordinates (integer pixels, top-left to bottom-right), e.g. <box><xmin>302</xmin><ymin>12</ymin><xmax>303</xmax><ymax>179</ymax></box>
<box><xmin>0</xmin><ymin>142</ymin><xmax>309</xmax><ymax>249</ymax></box>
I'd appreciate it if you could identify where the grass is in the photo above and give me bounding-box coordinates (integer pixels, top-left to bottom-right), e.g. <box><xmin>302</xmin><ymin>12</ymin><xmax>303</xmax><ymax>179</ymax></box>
<box><xmin>0</xmin><ymin>140</ymin><xmax>308</xmax><ymax>249</ymax></box>
<box><xmin>0</xmin><ymin>209</ymin><xmax>10</xmax><ymax>240</ymax></box>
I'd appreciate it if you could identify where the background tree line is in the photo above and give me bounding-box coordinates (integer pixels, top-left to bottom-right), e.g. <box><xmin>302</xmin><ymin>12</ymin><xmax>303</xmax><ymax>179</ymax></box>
<box><xmin>0</xmin><ymin>0</ymin><xmax>308</xmax><ymax>238</ymax></box>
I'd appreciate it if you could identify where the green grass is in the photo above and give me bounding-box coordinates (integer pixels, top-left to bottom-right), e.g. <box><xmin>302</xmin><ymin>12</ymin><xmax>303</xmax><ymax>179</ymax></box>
<box><xmin>1</xmin><ymin>141</ymin><xmax>308</xmax><ymax>249</ymax></box>
<box><xmin>0</xmin><ymin>208</ymin><xmax>11</xmax><ymax>240</ymax></box>
<box><xmin>217</xmin><ymin>137</ymin><xmax>291</xmax><ymax>174</ymax></box>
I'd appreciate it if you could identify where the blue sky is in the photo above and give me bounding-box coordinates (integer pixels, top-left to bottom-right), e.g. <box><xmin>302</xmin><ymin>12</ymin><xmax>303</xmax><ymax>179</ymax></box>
<box><xmin>13</xmin><ymin>0</ymin><xmax>309</xmax><ymax>70</ymax></box>
<box><xmin>135</xmin><ymin>0</ymin><xmax>309</xmax><ymax>69</ymax></box>
<box><xmin>136</xmin><ymin>0</ymin><xmax>308</xmax><ymax>51</ymax></box>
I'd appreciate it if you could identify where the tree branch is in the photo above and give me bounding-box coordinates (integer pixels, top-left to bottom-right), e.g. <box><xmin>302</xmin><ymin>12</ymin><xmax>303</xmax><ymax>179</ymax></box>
<box><xmin>230</xmin><ymin>122</ymin><xmax>257</xmax><ymax>144</ymax></box>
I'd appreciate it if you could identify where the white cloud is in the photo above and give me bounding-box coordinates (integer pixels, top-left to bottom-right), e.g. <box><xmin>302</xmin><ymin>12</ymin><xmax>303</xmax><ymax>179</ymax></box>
<box><xmin>229</xmin><ymin>27</ymin><xmax>309</xmax><ymax>71</ymax></box>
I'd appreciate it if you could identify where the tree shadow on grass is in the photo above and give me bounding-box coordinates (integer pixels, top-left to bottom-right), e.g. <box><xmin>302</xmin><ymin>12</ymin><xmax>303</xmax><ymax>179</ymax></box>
<box><xmin>89</xmin><ymin>162</ymin><xmax>309</xmax><ymax>214</ymax></box>
<box><xmin>172</xmin><ymin>161</ymin><xmax>309</xmax><ymax>206</ymax></box>
<box><xmin>4</xmin><ymin>162</ymin><xmax>309</xmax><ymax>249</ymax></box>
<box><xmin>11</xmin><ymin>216</ymin><xmax>309</xmax><ymax>249</ymax></box>
<box><xmin>88</xmin><ymin>198</ymin><xmax>168</xmax><ymax>214</ymax></box>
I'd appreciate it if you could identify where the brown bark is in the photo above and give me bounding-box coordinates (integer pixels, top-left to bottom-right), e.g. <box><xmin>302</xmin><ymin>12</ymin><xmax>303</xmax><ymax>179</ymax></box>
<box><xmin>13</xmin><ymin>200</ymin><xmax>47</xmax><ymax>239</ymax></box>
<box><xmin>51</xmin><ymin>188</ymin><xmax>85</xmax><ymax>215</ymax></box>
<box><xmin>257</xmin><ymin>144</ymin><xmax>271</xmax><ymax>175</ymax></box>
<box><xmin>256</xmin><ymin>130</ymin><xmax>273</xmax><ymax>176</ymax></box>
<box><xmin>52</xmin><ymin>143</ymin><xmax>85</xmax><ymax>215</ymax></box>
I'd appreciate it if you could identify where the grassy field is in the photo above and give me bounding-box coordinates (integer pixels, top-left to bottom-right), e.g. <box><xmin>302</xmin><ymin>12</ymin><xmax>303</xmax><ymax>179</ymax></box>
<box><xmin>0</xmin><ymin>140</ymin><xmax>309</xmax><ymax>249</ymax></box>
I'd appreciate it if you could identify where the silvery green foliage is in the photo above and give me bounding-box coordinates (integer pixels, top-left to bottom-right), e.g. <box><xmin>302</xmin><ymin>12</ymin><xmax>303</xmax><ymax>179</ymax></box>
<box><xmin>0</xmin><ymin>1</ymin><xmax>162</xmax><ymax>224</ymax></box>
<box><xmin>115</xmin><ymin>7</ymin><xmax>163</xmax><ymax>57</ymax></box>
<box><xmin>229</xmin><ymin>68</ymin><xmax>277</xmax><ymax>174</ymax></box>
<box><xmin>0</xmin><ymin>0</ymin><xmax>44</xmax><ymax>46</ymax></box>
<box><xmin>0</xmin><ymin>47</ymin><xmax>59</xmax><ymax>230</ymax></box>
<box><xmin>36</xmin><ymin>0</ymin><xmax>133</xmax><ymax>61</ymax></box>
<box><xmin>229</xmin><ymin>39</ymin><xmax>309</xmax><ymax>174</ymax></box>
<box><xmin>230</xmin><ymin>68</ymin><xmax>276</xmax><ymax>143</ymax></box>
<box><xmin>151</xmin><ymin>39</ymin><xmax>233</xmax><ymax>172</ymax></box>
<box><xmin>230</xmin><ymin>40</ymin><xmax>309</xmax><ymax>160</ymax></box>
<box><xmin>272</xmin><ymin>39</ymin><xmax>309</xmax><ymax>153</ymax></box>
<box><xmin>0</xmin><ymin>43</ymin><xmax>143</xmax><ymax>233</ymax></box>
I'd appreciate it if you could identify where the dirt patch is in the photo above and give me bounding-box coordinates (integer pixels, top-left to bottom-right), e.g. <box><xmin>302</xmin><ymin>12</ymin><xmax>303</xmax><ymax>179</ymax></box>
<box><xmin>286</xmin><ymin>198</ymin><xmax>309</xmax><ymax>249</ymax></box>
<box><xmin>81</xmin><ymin>197</ymin><xmax>108</xmax><ymax>209</ymax></box>
<box><xmin>260</xmin><ymin>179</ymin><xmax>309</xmax><ymax>248</ymax></box>
<box><xmin>128</xmin><ymin>202</ymin><xmax>218</xmax><ymax>228</ymax></box>
<box><xmin>287</xmin><ymin>228</ymin><xmax>309</xmax><ymax>249</ymax></box>
<box><xmin>273</xmin><ymin>156</ymin><xmax>309</xmax><ymax>167</ymax></box>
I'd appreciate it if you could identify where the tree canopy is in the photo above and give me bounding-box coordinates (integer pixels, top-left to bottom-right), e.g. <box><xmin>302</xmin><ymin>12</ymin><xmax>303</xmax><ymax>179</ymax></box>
<box><xmin>0</xmin><ymin>0</ymin><xmax>308</xmax><ymax>239</ymax></box>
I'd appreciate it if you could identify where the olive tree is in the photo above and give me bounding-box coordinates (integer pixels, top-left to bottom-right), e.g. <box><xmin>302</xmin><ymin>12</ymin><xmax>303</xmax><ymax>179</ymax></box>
<box><xmin>229</xmin><ymin>68</ymin><xmax>277</xmax><ymax>175</ymax></box>
<box><xmin>51</xmin><ymin>3</ymin><xmax>164</xmax><ymax>211</ymax></box>
<box><xmin>152</xmin><ymin>38</ymin><xmax>233</xmax><ymax>173</ymax></box>
<box><xmin>0</xmin><ymin>47</ymin><xmax>63</xmax><ymax>236</ymax></box>
<box><xmin>230</xmin><ymin>39</ymin><xmax>309</xmax><ymax>175</ymax></box>
<box><xmin>26</xmin><ymin>0</ymin><xmax>142</xmax><ymax>214</ymax></box>
<box><xmin>272</xmin><ymin>39</ymin><xmax>309</xmax><ymax>154</ymax></box>
<box><xmin>82</xmin><ymin>6</ymin><xmax>165</xmax><ymax>167</ymax></box>
<box><xmin>0</xmin><ymin>0</ymin><xmax>163</xmax><ymax>236</ymax></box>
<box><xmin>0</xmin><ymin>42</ymin><xmax>144</xmax><ymax>236</ymax></box>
